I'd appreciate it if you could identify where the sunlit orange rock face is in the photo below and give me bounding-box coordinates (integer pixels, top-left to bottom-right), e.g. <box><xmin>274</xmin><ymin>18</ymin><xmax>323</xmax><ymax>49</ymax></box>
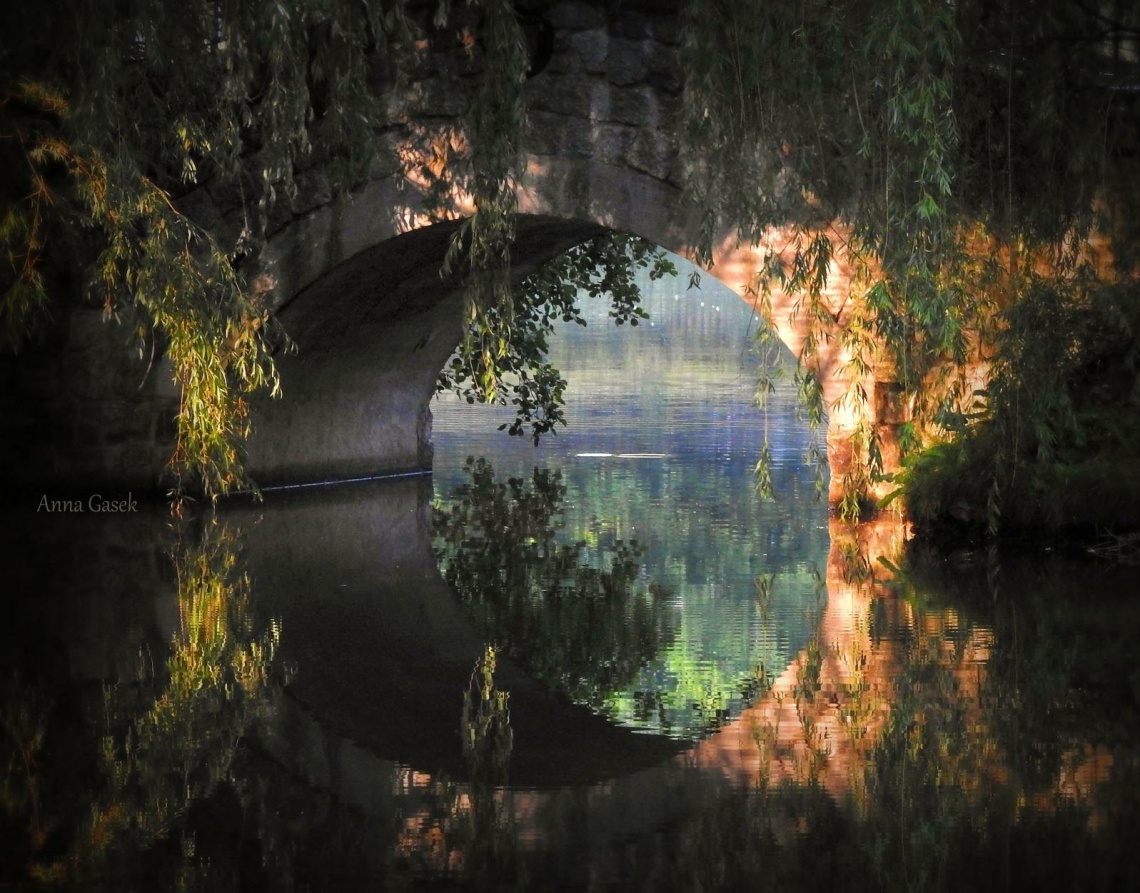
<box><xmin>706</xmin><ymin>225</ymin><xmax>894</xmax><ymax>506</ymax></box>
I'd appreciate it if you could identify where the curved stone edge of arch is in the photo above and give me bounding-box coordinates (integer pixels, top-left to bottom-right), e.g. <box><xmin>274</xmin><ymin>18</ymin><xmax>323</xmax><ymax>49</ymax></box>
<box><xmin>0</xmin><ymin>149</ymin><xmax>890</xmax><ymax>508</ymax></box>
<box><xmin>246</xmin><ymin>153</ymin><xmax>904</xmax><ymax>507</ymax></box>
<box><xmin>255</xmin><ymin>156</ymin><xmax>693</xmax><ymax>319</ymax></box>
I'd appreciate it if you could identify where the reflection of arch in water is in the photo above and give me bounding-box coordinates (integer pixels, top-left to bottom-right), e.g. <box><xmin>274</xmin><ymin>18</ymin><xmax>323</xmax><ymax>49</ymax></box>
<box><xmin>5</xmin><ymin>495</ymin><xmax>1118</xmax><ymax>885</ymax></box>
<box><xmin>245</xmin><ymin>513</ymin><xmax>911</xmax><ymax>876</ymax></box>
<box><xmin>236</xmin><ymin>487</ymin><xmax>908</xmax><ymax>842</ymax></box>
<box><xmin>248</xmin><ymin>506</ymin><xmax>1116</xmax><ymax>884</ymax></box>
<box><xmin>230</xmin><ymin>478</ymin><xmax>684</xmax><ymax>787</ymax></box>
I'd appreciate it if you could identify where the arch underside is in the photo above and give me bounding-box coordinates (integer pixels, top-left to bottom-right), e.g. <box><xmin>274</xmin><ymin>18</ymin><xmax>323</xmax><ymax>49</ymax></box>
<box><xmin>245</xmin><ymin>215</ymin><xmax>608</xmax><ymax>486</ymax></box>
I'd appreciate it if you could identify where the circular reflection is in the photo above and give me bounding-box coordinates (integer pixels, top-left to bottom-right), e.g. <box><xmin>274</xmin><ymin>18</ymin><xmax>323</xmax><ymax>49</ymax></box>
<box><xmin>432</xmin><ymin>252</ymin><xmax>830</xmax><ymax>737</ymax></box>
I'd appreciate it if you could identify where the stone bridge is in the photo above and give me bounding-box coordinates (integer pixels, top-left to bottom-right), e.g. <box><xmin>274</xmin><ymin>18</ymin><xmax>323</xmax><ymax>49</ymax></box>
<box><xmin>3</xmin><ymin>0</ymin><xmax>896</xmax><ymax>503</ymax></box>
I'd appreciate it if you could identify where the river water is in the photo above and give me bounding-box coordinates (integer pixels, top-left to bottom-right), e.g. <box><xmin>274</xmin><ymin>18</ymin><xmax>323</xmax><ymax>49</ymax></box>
<box><xmin>2</xmin><ymin>257</ymin><xmax>1139</xmax><ymax>890</ymax></box>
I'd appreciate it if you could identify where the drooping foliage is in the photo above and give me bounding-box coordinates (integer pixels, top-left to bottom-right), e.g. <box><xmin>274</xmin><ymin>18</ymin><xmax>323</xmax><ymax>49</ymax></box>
<box><xmin>903</xmin><ymin>277</ymin><xmax>1140</xmax><ymax>538</ymax></box>
<box><xmin>0</xmin><ymin>0</ymin><xmax>675</xmax><ymax>500</ymax></box>
<box><xmin>679</xmin><ymin>0</ymin><xmax>1140</xmax><ymax>519</ymax></box>
<box><xmin>438</xmin><ymin>232</ymin><xmax>676</xmax><ymax>443</ymax></box>
<box><xmin>4</xmin><ymin>0</ymin><xmax>1139</xmax><ymax>517</ymax></box>
<box><xmin>440</xmin><ymin>0</ymin><xmax>531</xmax><ymax>404</ymax></box>
<box><xmin>1</xmin><ymin>0</ymin><xmax>418</xmax><ymax>500</ymax></box>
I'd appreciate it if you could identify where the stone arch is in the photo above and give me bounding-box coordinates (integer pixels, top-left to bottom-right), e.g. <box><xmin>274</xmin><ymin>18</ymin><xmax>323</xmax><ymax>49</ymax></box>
<box><xmin>249</xmin><ymin>152</ymin><xmax>867</xmax><ymax>501</ymax></box>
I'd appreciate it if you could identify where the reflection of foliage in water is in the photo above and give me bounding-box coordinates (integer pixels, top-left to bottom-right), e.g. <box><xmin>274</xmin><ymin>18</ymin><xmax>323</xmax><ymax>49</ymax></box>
<box><xmin>844</xmin><ymin>554</ymin><xmax>1139</xmax><ymax>890</ymax></box>
<box><xmin>613</xmin><ymin>557</ymin><xmax>1140</xmax><ymax>892</ymax></box>
<box><xmin>0</xmin><ymin>522</ymin><xmax>281</xmax><ymax>889</ymax></box>
<box><xmin>902</xmin><ymin>550</ymin><xmax>1140</xmax><ymax>797</ymax></box>
<box><xmin>5</xmin><ymin>516</ymin><xmax>1138</xmax><ymax>889</ymax></box>
<box><xmin>83</xmin><ymin>523</ymin><xmax>281</xmax><ymax>880</ymax></box>
<box><xmin>462</xmin><ymin>645</ymin><xmax>513</xmax><ymax>784</ymax></box>
<box><xmin>397</xmin><ymin>551</ymin><xmax>1140</xmax><ymax>890</ymax></box>
<box><xmin>457</xmin><ymin>645</ymin><xmax>525</xmax><ymax>889</ymax></box>
<box><xmin>857</xmin><ymin>560</ymin><xmax>1138</xmax><ymax>890</ymax></box>
<box><xmin>433</xmin><ymin>457</ymin><xmax>677</xmax><ymax>711</ymax></box>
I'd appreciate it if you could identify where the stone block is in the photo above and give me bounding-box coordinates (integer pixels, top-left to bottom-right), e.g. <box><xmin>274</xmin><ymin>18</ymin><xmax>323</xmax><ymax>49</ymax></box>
<box><xmin>111</xmin><ymin>442</ymin><xmax>165</xmax><ymax>488</ymax></box>
<box><xmin>607</xmin><ymin>84</ymin><xmax>659</xmax><ymax>126</ymax></box>
<box><xmin>64</xmin><ymin>357</ymin><xmax>113</xmax><ymax>401</ymax></box>
<box><xmin>570</xmin><ymin>28</ymin><xmax>608</xmax><ymax>73</ymax></box>
<box><xmin>74</xmin><ymin>416</ymin><xmax>104</xmax><ymax>449</ymax></box>
<box><xmin>177</xmin><ymin>186</ymin><xmax>224</xmax><ymax>234</ymax></box>
<box><xmin>366</xmin><ymin>52</ymin><xmax>397</xmax><ymax>97</ymax></box>
<box><xmin>369</xmin><ymin>130</ymin><xmax>408</xmax><ymax>180</ymax></box>
<box><xmin>142</xmin><ymin>356</ymin><xmax>180</xmax><ymax>400</ymax></box>
<box><xmin>544</xmin><ymin>35</ymin><xmax>585</xmax><ymax>76</ymax></box>
<box><xmin>407</xmin><ymin>75</ymin><xmax>470</xmax><ymax>118</ymax></box>
<box><xmin>111</xmin><ymin>350</ymin><xmax>161</xmax><ymax>397</ymax></box>
<box><xmin>608</xmin><ymin>38</ymin><xmax>646</xmax><ymax>86</ymax></box>
<box><xmin>613</xmin><ymin>11</ymin><xmax>653</xmax><ymax>40</ymax></box>
<box><xmin>66</xmin><ymin>310</ymin><xmax>117</xmax><ymax>355</ymax></box>
<box><xmin>646</xmin><ymin>12</ymin><xmax>682</xmax><ymax>45</ymax></box>
<box><xmin>154</xmin><ymin>407</ymin><xmax>180</xmax><ymax>445</ymax></box>
<box><xmin>101</xmin><ymin>399</ymin><xmax>160</xmax><ymax>446</ymax></box>
<box><xmin>874</xmin><ymin>380</ymin><xmax>910</xmax><ymax>426</ymax></box>
<box><xmin>292</xmin><ymin>169</ymin><xmax>333</xmax><ymax>217</ymax></box>
<box><xmin>206</xmin><ymin>174</ymin><xmax>246</xmax><ymax>216</ymax></box>
<box><xmin>874</xmin><ymin>423</ymin><xmax>904</xmax><ymax>473</ymax></box>
<box><xmin>266</xmin><ymin>195</ymin><xmax>297</xmax><ymax>237</ymax></box>
<box><xmin>526</xmin><ymin>112</ymin><xmax>592</xmax><ymax>158</ymax></box>
<box><xmin>593</xmin><ymin>123</ymin><xmax>637</xmax><ymax>166</ymax></box>
<box><xmin>645</xmin><ymin>42</ymin><xmax>683</xmax><ymax>94</ymax></box>
<box><xmin>527</xmin><ymin>75</ymin><xmax>596</xmax><ymax>118</ymax></box>
<box><xmin>628</xmin><ymin>129</ymin><xmax>678</xmax><ymax>182</ymax></box>
<box><xmin>548</xmin><ymin>1</ymin><xmax>606</xmax><ymax>30</ymax></box>
<box><xmin>622</xmin><ymin>0</ymin><xmax>683</xmax><ymax>11</ymax></box>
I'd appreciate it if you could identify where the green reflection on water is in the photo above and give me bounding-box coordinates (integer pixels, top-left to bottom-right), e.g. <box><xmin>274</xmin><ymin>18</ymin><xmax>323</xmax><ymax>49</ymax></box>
<box><xmin>432</xmin><ymin>456</ymin><xmax>832</xmax><ymax>737</ymax></box>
